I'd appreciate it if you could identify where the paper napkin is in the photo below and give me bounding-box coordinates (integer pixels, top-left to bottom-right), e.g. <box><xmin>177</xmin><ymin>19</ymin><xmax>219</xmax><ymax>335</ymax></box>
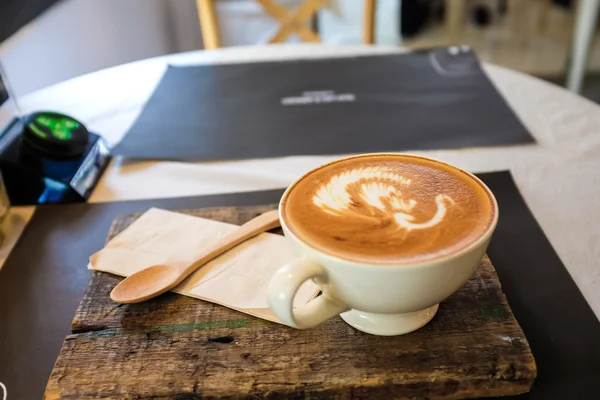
<box><xmin>89</xmin><ymin>208</ymin><xmax>318</xmax><ymax>324</ymax></box>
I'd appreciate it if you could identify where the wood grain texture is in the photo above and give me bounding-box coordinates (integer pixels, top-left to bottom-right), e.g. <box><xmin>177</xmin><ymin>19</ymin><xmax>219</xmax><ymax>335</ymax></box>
<box><xmin>196</xmin><ymin>0</ymin><xmax>221</xmax><ymax>49</ymax></box>
<box><xmin>363</xmin><ymin>0</ymin><xmax>376</xmax><ymax>44</ymax></box>
<box><xmin>45</xmin><ymin>205</ymin><xmax>536</xmax><ymax>400</ymax></box>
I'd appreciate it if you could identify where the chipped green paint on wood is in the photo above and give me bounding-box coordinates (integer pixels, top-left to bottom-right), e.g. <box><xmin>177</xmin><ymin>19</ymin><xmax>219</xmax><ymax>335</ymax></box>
<box><xmin>76</xmin><ymin>319</ymin><xmax>250</xmax><ymax>339</ymax></box>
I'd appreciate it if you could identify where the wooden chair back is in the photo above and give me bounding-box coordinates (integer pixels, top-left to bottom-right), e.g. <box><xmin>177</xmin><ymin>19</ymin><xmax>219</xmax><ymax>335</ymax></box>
<box><xmin>196</xmin><ymin>0</ymin><xmax>377</xmax><ymax>49</ymax></box>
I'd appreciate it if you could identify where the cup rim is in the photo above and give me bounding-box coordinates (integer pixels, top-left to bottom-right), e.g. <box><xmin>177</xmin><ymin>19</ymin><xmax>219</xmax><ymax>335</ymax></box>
<box><xmin>278</xmin><ymin>152</ymin><xmax>499</xmax><ymax>269</ymax></box>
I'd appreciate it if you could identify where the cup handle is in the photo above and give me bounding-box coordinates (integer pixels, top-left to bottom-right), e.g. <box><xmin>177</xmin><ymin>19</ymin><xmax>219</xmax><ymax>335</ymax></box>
<box><xmin>268</xmin><ymin>257</ymin><xmax>349</xmax><ymax>329</ymax></box>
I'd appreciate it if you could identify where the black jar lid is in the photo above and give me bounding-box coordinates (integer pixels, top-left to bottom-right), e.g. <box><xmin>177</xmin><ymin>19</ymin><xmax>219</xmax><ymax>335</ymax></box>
<box><xmin>23</xmin><ymin>111</ymin><xmax>89</xmax><ymax>157</ymax></box>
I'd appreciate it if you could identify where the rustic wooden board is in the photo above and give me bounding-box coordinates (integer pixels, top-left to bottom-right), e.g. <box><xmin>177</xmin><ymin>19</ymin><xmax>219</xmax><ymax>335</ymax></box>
<box><xmin>45</xmin><ymin>205</ymin><xmax>536</xmax><ymax>400</ymax></box>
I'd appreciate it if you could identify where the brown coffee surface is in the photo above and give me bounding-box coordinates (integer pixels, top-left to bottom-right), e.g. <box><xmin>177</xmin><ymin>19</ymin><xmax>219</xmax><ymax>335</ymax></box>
<box><xmin>281</xmin><ymin>154</ymin><xmax>496</xmax><ymax>264</ymax></box>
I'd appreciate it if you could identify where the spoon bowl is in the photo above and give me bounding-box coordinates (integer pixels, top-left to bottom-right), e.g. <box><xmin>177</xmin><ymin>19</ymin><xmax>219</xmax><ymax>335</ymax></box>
<box><xmin>110</xmin><ymin>265</ymin><xmax>181</xmax><ymax>303</ymax></box>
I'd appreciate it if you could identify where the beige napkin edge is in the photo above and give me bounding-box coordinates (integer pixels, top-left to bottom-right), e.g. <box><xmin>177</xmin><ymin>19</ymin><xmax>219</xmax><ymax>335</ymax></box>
<box><xmin>87</xmin><ymin>262</ymin><xmax>295</xmax><ymax>324</ymax></box>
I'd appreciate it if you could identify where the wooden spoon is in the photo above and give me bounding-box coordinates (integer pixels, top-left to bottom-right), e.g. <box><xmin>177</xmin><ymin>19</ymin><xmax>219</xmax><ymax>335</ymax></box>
<box><xmin>110</xmin><ymin>209</ymin><xmax>280</xmax><ymax>304</ymax></box>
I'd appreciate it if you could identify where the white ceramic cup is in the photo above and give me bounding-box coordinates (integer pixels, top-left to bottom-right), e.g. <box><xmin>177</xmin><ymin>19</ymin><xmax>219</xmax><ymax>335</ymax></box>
<box><xmin>268</xmin><ymin>155</ymin><xmax>499</xmax><ymax>336</ymax></box>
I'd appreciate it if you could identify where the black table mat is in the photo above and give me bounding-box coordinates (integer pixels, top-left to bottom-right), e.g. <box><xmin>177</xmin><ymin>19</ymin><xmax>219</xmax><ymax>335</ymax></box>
<box><xmin>113</xmin><ymin>50</ymin><xmax>535</xmax><ymax>160</ymax></box>
<box><xmin>0</xmin><ymin>171</ymin><xmax>598</xmax><ymax>399</ymax></box>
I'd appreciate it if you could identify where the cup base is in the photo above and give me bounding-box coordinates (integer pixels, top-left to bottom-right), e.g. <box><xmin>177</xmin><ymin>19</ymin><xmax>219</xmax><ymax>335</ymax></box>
<box><xmin>340</xmin><ymin>304</ymin><xmax>439</xmax><ymax>336</ymax></box>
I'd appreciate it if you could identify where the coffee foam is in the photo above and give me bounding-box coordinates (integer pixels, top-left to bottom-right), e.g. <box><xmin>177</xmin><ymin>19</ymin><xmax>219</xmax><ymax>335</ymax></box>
<box><xmin>313</xmin><ymin>166</ymin><xmax>455</xmax><ymax>232</ymax></box>
<box><xmin>282</xmin><ymin>154</ymin><xmax>495</xmax><ymax>264</ymax></box>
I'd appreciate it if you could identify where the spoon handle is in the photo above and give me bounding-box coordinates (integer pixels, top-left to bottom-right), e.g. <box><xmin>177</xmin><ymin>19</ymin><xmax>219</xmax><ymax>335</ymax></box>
<box><xmin>178</xmin><ymin>209</ymin><xmax>281</xmax><ymax>278</ymax></box>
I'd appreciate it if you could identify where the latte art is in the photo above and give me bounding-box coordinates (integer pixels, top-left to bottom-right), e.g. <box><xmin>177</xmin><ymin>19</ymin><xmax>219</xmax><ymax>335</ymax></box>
<box><xmin>282</xmin><ymin>154</ymin><xmax>495</xmax><ymax>264</ymax></box>
<box><xmin>313</xmin><ymin>167</ymin><xmax>455</xmax><ymax>232</ymax></box>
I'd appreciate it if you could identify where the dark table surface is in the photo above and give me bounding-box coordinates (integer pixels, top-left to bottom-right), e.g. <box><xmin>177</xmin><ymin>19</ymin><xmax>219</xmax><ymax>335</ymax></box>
<box><xmin>1</xmin><ymin>171</ymin><xmax>599</xmax><ymax>399</ymax></box>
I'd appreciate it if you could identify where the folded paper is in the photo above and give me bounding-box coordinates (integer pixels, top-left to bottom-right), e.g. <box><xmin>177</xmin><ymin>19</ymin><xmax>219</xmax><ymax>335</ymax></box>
<box><xmin>90</xmin><ymin>208</ymin><xmax>317</xmax><ymax>324</ymax></box>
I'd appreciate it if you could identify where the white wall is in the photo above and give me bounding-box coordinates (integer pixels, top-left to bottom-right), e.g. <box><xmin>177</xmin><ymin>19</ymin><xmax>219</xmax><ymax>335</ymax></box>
<box><xmin>0</xmin><ymin>0</ymin><xmax>202</xmax><ymax>98</ymax></box>
<box><xmin>215</xmin><ymin>0</ymin><xmax>304</xmax><ymax>46</ymax></box>
<box><xmin>319</xmin><ymin>0</ymin><xmax>401</xmax><ymax>46</ymax></box>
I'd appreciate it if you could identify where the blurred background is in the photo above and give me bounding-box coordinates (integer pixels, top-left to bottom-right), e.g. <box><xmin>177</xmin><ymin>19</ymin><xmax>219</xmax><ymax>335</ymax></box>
<box><xmin>1</xmin><ymin>0</ymin><xmax>599</xmax><ymax>101</ymax></box>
